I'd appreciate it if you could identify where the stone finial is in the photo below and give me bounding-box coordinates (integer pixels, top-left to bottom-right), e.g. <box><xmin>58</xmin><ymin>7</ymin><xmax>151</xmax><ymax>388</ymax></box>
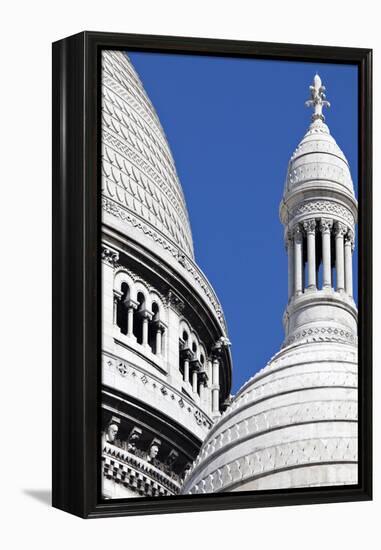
<box><xmin>305</xmin><ymin>74</ymin><xmax>331</xmax><ymax>122</ymax></box>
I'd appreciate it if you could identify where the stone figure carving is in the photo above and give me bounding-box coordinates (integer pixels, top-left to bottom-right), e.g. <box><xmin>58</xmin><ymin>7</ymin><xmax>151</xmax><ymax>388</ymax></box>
<box><xmin>104</xmin><ymin>419</ymin><xmax>119</xmax><ymax>443</ymax></box>
<box><xmin>127</xmin><ymin>426</ymin><xmax>142</xmax><ymax>454</ymax></box>
<box><xmin>165</xmin><ymin>449</ymin><xmax>179</xmax><ymax>468</ymax></box>
<box><xmin>147</xmin><ymin>438</ymin><xmax>162</xmax><ymax>462</ymax></box>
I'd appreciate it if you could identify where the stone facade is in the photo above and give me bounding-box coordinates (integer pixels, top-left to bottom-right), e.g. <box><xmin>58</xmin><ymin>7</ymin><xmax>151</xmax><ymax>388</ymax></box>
<box><xmin>101</xmin><ymin>51</ymin><xmax>232</xmax><ymax>499</ymax></box>
<box><xmin>182</xmin><ymin>74</ymin><xmax>358</xmax><ymax>494</ymax></box>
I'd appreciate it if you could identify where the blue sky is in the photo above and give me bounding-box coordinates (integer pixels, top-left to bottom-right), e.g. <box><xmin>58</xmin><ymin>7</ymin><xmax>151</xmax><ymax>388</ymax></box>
<box><xmin>128</xmin><ymin>51</ymin><xmax>358</xmax><ymax>394</ymax></box>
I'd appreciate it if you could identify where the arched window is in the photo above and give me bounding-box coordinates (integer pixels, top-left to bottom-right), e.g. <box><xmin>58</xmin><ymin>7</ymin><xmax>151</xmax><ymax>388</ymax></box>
<box><xmin>148</xmin><ymin>302</ymin><xmax>159</xmax><ymax>353</ymax></box>
<box><xmin>133</xmin><ymin>292</ymin><xmax>145</xmax><ymax>344</ymax></box>
<box><xmin>192</xmin><ymin>341</ymin><xmax>197</xmax><ymax>355</ymax></box>
<box><xmin>116</xmin><ymin>282</ymin><xmax>130</xmax><ymax>334</ymax></box>
<box><xmin>179</xmin><ymin>329</ymin><xmax>190</xmax><ymax>380</ymax></box>
<box><xmin>152</xmin><ymin>302</ymin><xmax>159</xmax><ymax>321</ymax></box>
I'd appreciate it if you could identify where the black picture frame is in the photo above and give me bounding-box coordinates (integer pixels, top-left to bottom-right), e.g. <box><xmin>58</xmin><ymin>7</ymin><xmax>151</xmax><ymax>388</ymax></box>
<box><xmin>52</xmin><ymin>31</ymin><xmax>372</xmax><ymax>519</ymax></box>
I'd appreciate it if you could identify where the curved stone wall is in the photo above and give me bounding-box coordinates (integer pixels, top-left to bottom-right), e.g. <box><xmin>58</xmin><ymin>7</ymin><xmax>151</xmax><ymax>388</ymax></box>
<box><xmin>182</xmin><ymin>342</ymin><xmax>358</xmax><ymax>494</ymax></box>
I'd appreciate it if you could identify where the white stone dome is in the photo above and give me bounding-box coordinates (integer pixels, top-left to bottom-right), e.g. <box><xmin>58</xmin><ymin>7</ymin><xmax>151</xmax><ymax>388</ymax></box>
<box><xmin>182</xmin><ymin>341</ymin><xmax>358</xmax><ymax>493</ymax></box>
<box><xmin>101</xmin><ymin>50</ymin><xmax>194</xmax><ymax>259</ymax></box>
<box><xmin>284</xmin><ymin>117</ymin><xmax>355</xmax><ymax>199</ymax></box>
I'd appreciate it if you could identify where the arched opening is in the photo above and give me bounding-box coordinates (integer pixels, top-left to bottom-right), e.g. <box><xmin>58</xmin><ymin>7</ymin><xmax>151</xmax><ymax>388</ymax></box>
<box><xmin>192</xmin><ymin>341</ymin><xmax>197</xmax><ymax>355</ymax></box>
<box><xmin>148</xmin><ymin>302</ymin><xmax>159</xmax><ymax>353</ymax></box>
<box><xmin>133</xmin><ymin>292</ymin><xmax>145</xmax><ymax>344</ymax></box>
<box><xmin>116</xmin><ymin>282</ymin><xmax>130</xmax><ymax>334</ymax></box>
<box><xmin>179</xmin><ymin>329</ymin><xmax>189</xmax><ymax>379</ymax></box>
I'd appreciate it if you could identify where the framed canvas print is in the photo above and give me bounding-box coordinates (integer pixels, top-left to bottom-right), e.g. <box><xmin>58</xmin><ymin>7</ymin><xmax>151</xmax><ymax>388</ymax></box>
<box><xmin>52</xmin><ymin>32</ymin><xmax>372</xmax><ymax>518</ymax></box>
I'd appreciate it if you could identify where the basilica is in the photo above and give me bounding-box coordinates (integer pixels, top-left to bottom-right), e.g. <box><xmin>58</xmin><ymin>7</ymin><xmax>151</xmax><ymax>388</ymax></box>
<box><xmin>101</xmin><ymin>51</ymin><xmax>358</xmax><ymax>498</ymax></box>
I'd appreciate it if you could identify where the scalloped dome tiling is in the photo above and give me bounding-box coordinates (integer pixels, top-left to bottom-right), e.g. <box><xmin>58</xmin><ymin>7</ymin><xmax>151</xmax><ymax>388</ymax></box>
<box><xmin>284</xmin><ymin>118</ymin><xmax>355</xmax><ymax>198</ymax></box>
<box><xmin>101</xmin><ymin>50</ymin><xmax>194</xmax><ymax>259</ymax></box>
<box><xmin>182</xmin><ymin>342</ymin><xmax>358</xmax><ymax>494</ymax></box>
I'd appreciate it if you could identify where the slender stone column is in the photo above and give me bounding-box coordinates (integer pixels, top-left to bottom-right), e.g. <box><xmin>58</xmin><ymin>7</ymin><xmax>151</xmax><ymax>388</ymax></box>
<box><xmin>183</xmin><ymin>358</ymin><xmax>190</xmax><ymax>383</ymax></box>
<box><xmin>142</xmin><ymin>317</ymin><xmax>149</xmax><ymax>346</ymax></box>
<box><xmin>161</xmin><ymin>330</ymin><xmax>167</xmax><ymax>359</ymax></box>
<box><xmin>199</xmin><ymin>382</ymin><xmax>205</xmax><ymax>402</ymax></box>
<box><xmin>320</xmin><ymin>218</ymin><xmax>333</xmax><ymax>288</ymax></box>
<box><xmin>286</xmin><ymin>230</ymin><xmax>294</xmax><ymax>299</ymax></box>
<box><xmin>335</xmin><ymin>222</ymin><xmax>346</xmax><ymax>292</ymax></box>
<box><xmin>127</xmin><ymin>306</ymin><xmax>134</xmax><ymax>336</ymax></box>
<box><xmin>141</xmin><ymin>310</ymin><xmax>152</xmax><ymax>347</ymax></box>
<box><xmin>212</xmin><ymin>357</ymin><xmax>220</xmax><ymax>413</ymax></box>
<box><xmin>344</xmin><ymin>230</ymin><xmax>354</xmax><ymax>297</ymax></box>
<box><xmin>207</xmin><ymin>359</ymin><xmax>213</xmax><ymax>411</ymax></box>
<box><xmin>113</xmin><ymin>290</ymin><xmax>122</xmax><ymax>325</ymax></box>
<box><xmin>124</xmin><ymin>299</ymin><xmax>138</xmax><ymax>337</ymax></box>
<box><xmin>303</xmin><ymin>219</ymin><xmax>317</xmax><ymax>289</ymax></box>
<box><xmin>155</xmin><ymin>327</ymin><xmax>162</xmax><ymax>355</ymax></box>
<box><xmin>192</xmin><ymin>369</ymin><xmax>198</xmax><ymax>394</ymax></box>
<box><xmin>293</xmin><ymin>225</ymin><xmax>303</xmax><ymax>295</ymax></box>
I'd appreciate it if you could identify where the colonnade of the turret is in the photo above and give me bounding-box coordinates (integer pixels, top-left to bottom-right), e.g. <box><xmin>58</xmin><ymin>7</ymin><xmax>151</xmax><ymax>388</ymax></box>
<box><xmin>286</xmin><ymin>218</ymin><xmax>354</xmax><ymax>299</ymax></box>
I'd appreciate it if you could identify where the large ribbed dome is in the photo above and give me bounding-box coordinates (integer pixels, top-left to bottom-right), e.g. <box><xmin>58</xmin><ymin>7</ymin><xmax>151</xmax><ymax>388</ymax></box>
<box><xmin>101</xmin><ymin>50</ymin><xmax>194</xmax><ymax>259</ymax></box>
<box><xmin>182</xmin><ymin>342</ymin><xmax>357</xmax><ymax>493</ymax></box>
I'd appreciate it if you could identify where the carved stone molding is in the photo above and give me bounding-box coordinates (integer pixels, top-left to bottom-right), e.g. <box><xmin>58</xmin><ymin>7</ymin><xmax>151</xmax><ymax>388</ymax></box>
<box><xmin>102</xmin><ymin>443</ymin><xmax>181</xmax><ymax>496</ymax></box>
<box><xmin>167</xmin><ymin>289</ymin><xmax>185</xmax><ymax>314</ymax></box>
<box><xmin>319</xmin><ymin>218</ymin><xmax>333</xmax><ymax>234</ymax></box>
<box><xmin>291</xmin><ymin>201</ymin><xmax>355</xmax><ymax>227</ymax></box>
<box><xmin>302</xmin><ymin>219</ymin><xmax>316</xmax><ymax>234</ymax></box>
<box><xmin>345</xmin><ymin>229</ymin><xmax>355</xmax><ymax>251</ymax></box>
<box><xmin>103</xmin><ymin>353</ymin><xmax>213</xmax><ymax>430</ymax></box>
<box><xmin>293</xmin><ymin>223</ymin><xmax>303</xmax><ymax>242</ymax></box>
<box><xmin>101</xmin><ymin>246</ymin><xmax>119</xmax><ymax>267</ymax></box>
<box><xmin>283</xmin><ymin>326</ymin><xmax>357</xmax><ymax>348</ymax></box>
<box><xmin>200</xmin><ymin>400</ymin><xmax>357</xmax><ymax>466</ymax></box>
<box><xmin>185</xmin><ymin>436</ymin><xmax>357</xmax><ymax>494</ymax></box>
<box><xmin>334</xmin><ymin>221</ymin><xmax>348</xmax><ymax>237</ymax></box>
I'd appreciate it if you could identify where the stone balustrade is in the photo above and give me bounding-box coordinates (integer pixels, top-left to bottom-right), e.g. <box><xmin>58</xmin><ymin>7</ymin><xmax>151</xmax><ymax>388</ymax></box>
<box><xmin>102</xmin><ymin>441</ymin><xmax>182</xmax><ymax>496</ymax></box>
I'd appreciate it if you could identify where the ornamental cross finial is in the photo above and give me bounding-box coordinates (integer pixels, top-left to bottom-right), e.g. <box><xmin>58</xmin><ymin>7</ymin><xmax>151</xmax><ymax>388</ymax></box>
<box><xmin>305</xmin><ymin>74</ymin><xmax>331</xmax><ymax>122</ymax></box>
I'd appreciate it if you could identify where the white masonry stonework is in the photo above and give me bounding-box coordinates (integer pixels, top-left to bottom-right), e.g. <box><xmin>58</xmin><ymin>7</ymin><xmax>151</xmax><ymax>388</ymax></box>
<box><xmin>101</xmin><ymin>50</ymin><xmax>232</xmax><ymax>499</ymax></box>
<box><xmin>182</xmin><ymin>75</ymin><xmax>358</xmax><ymax>494</ymax></box>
